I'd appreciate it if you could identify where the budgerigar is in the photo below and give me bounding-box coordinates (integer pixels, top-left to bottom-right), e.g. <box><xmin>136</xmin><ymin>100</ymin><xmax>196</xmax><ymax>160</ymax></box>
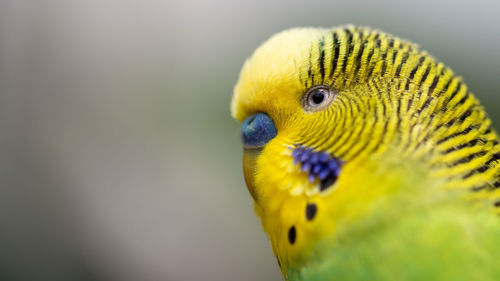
<box><xmin>230</xmin><ymin>26</ymin><xmax>500</xmax><ymax>281</ymax></box>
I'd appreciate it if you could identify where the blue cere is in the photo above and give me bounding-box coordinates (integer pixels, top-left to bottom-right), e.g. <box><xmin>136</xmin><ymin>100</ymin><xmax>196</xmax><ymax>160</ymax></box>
<box><xmin>241</xmin><ymin>113</ymin><xmax>277</xmax><ymax>148</ymax></box>
<box><xmin>291</xmin><ymin>145</ymin><xmax>342</xmax><ymax>191</ymax></box>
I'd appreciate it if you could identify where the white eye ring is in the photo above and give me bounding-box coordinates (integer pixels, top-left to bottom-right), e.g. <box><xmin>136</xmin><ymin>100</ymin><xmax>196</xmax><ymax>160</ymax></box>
<box><xmin>301</xmin><ymin>85</ymin><xmax>336</xmax><ymax>112</ymax></box>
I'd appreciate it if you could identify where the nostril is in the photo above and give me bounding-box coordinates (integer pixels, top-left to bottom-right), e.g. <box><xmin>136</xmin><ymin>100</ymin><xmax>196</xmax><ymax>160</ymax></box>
<box><xmin>246</xmin><ymin>114</ymin><xmax>257</xmax><ymax>126</ymax></box>
<box><xmin>241</xmin><ymin>113</ymin><xmax>277</xmax><ymax>148</ymax></box>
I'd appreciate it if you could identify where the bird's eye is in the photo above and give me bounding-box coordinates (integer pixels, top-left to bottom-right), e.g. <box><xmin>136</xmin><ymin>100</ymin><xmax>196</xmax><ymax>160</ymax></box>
<box><xmin>302</xmin><ymin>86</ymin><xmax>336</xmax><ymax>112</ymax></box>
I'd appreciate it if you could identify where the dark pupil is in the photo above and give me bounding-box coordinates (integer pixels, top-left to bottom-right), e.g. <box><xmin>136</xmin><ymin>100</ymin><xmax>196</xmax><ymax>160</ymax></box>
<box><xmin>311</xmin><ymin>90</ymin><xmax>325</xmax><ymax>105</ymax></box>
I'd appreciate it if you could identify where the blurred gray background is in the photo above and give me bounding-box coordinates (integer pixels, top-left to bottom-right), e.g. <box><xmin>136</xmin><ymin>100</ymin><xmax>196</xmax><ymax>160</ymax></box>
<box><xmin>1</xmin><ymin>1</ymin><xmax>499</xmax><ymax>281</ymax></box>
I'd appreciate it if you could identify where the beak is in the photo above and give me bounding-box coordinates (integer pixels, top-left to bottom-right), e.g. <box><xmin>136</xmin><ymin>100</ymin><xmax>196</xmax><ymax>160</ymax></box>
<box><xmin>243</xmin><ymin>147</ymin><xmax>262</xmax><ymax>201</ymax></box>
<box><xmin>240</xmin><ymin>112</ymin><xmax>277</xmax><ymax>201</ymax></box>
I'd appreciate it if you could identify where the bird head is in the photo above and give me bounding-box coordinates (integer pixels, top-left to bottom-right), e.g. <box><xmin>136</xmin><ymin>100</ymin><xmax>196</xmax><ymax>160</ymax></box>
<box><xmin>230</xmin><ymin>26</ymin><xmax>499</xmax><ymax>273</ymax></box>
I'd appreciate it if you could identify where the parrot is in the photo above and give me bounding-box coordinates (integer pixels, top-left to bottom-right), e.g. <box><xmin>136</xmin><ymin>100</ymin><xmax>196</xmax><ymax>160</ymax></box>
<box><xmin>230</xmin><ymin>25</ymin><xmax>500</xmax><ymax>281</ymax></box>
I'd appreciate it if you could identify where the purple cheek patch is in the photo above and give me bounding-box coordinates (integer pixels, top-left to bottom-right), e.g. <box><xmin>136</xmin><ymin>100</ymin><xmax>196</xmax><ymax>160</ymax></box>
<box><xmin>291</xmin><ymin>145</ymin><xmax>342</xmax><ymax>192</ymax></box>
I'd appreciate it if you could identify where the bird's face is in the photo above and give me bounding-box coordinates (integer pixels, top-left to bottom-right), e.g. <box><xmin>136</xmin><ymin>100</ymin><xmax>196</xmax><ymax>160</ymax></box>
<box><xmin>232</xmin><ymin>27</ymin><xmax>402</xmax><ymax>206</ymax></box>
<box><xmin>232</xmin><ymin>28</ymin><xmax>340</xmax><ymax>199</ymax></box>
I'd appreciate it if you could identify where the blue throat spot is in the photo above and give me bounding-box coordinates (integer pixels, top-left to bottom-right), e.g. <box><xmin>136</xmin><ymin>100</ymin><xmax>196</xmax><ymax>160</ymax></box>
<box><xmin>290</xmin><ymin>145</ymin><xmax>342</xmax><ymax>191</ymax></box>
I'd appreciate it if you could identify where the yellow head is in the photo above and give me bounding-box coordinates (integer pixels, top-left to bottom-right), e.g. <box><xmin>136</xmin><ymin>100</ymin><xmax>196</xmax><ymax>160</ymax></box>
<box><xmin>231</xmin><ymin>26</ymin><xmax>500</xmax><ymax>274</ymax></box>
